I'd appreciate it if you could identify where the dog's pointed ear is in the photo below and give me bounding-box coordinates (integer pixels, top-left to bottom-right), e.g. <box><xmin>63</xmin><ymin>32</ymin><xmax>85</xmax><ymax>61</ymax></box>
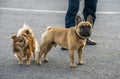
<box><xmin>75</xmin><ymin>15</ymin><xmax>82</xmax><ymax>25</ymax></box>
<box><xmin>11</xmin><ymin>34</ymin><xmax>17</xmax><ymax>40</ymax></box>
<box><xmin>87</xmin><ymin>15</ymin><xmax>93</xmax><ymax>25</ymax></box>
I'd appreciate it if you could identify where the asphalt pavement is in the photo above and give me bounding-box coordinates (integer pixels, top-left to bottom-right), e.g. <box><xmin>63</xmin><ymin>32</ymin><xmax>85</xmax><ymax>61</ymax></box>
<box><xmin>0</xmin><ymin>0</ymin><xmax>120</xmax><ymax>79</ymax></box>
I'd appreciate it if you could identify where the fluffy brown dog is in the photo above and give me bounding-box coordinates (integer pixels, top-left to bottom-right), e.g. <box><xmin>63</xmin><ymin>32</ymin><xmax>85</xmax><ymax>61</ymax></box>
<box><xmin>11</xmin><ymin>24</ymin><xmax>38</xmax><ymax>65</ymax></box>
<box><xmin>37</xmin><ymin>15</ymin><xmax>93</xmax><ymax>68</ymax></box>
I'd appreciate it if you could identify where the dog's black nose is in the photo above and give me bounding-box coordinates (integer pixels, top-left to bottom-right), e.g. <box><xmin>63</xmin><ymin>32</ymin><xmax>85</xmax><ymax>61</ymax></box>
<box><xmin>83</xmin><ymin>32</ymin><xmax>91</xmax><ymax>37</ymax></box>
<box><xmin>80</xmin><ymin>30</ymin><xmax>91</xmax><ymax>37</ymax></box>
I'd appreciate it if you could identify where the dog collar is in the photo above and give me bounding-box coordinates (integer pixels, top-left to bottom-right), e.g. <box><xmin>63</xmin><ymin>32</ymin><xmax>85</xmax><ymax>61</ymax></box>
<box><xmin>74</xmin><ymin>29</ymin><xmax>86</xmax><ymax>40</ymax></box>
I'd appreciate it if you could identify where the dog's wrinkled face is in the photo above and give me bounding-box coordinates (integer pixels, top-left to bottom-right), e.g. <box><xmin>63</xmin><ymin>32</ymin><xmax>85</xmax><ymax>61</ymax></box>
<box><xmin>75</xmin><ymin>15</ymin><xmax>93</xmax><ymax>38</ymax></box>
<box><xmin>78</xmin><ymin>22</ymin><xmax>92</xmax><ymax>37</ymax></box>
<box><xmin>11</xmin><ymin>34</ymin><xmax>27</xmax><ymax>52</ymax></box>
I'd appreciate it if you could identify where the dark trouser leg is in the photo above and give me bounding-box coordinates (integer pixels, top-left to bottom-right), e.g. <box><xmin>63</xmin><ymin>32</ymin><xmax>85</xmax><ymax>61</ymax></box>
<box><xmin>65</xmin><ymin>0</ymin><xmax>80</xmax><ymax>28</ymax></box>
<box><xmin>83</xmin><ymin>0</ymin><xmax>98</xmax><ymax>45</ymax></box>
<box><xmin>83</xmin><ymin>0</ymin><xmax>98</xmax><ymax>25</ymax></box>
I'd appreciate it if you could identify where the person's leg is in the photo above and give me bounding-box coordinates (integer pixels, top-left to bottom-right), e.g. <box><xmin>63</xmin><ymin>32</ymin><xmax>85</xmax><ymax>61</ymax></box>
<box><xmin>65</xmin><ymin>0</ymin><xmax>80</xmax><ymax>28</ymax></box>
<box><xmin>83</xmin><ymin>0</ymin><xmax>98</xmax><ymax>25</ymax></box>
<box><xmin>62</xmin><ymin>0</ymin><xmax>80</xmax><ymax>50</ymax></box>
<box><xmin>83</xmin><ymin>0</ymin><xmax>98</xmax><ymax>45</ymax></box>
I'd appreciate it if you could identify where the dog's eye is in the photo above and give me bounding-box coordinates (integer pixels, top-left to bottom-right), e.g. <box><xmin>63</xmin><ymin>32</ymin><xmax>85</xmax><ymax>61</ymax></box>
<box><xmin>23</xmin><ymin>40</ymin><xmax>26</xmax><ymax>44</ymax></box>
<box><xmin>19</xmin><ymin>40</ymin><xmax>23</xmax><ymax>42</ymax></box>
<box><xmin>80</xmin><ymin>26</ymin><xmax>84</xmax><ymax>29</ymax></box>
<box><xmin>87</xmin><ymin>26</ymin><xmax>91</xmax><ymax>30</ymax></box>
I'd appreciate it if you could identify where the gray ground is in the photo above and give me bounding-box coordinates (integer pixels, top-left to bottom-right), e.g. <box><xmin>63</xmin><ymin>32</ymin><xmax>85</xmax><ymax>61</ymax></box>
<box><xmin>0</xmin><ymin>0</ymin><xmax>120</xmax><ymax>79</ymax></box>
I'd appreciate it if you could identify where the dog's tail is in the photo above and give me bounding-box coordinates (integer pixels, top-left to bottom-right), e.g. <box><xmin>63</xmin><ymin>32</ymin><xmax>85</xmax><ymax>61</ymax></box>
<box><xmin>17</xmin><ymin>23</ymin><xmax>34</xmax><ymax>37</ymax></box>
<box><xmin>47</xmin><ymin>26</ymin><xmax>52</xmax><ymax>30</ymax></box>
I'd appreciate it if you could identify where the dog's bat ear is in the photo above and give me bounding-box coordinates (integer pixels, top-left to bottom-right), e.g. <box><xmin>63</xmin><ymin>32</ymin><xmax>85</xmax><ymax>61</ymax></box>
<box><xmin>75</xmin><ymin>15</ymin><xmax>82</xmax><ymax>25</ymax></box>
<box><xmin>11</xmin><ymin>34</ymin><xmax>17</xmax><ymax>39</ymax></box>
<box><xmin>87</xmin><ymin>15</ymin><xmax>93</xmax><ymax>25</ymax></box>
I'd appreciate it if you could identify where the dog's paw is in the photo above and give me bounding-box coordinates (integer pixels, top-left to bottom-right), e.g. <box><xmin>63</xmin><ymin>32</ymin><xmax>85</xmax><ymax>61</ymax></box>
<box><xmin>26</xmin><ymin>61</ymin><xmax>31</xmax><ymax>65</ymax></box>
<box><xmin>18</xmin><ymin>61</ymin><xmax>23</xmax><ymax>65</ymax></box>
<box><xmin>37</xmin><ymin>61</ymin><xmax>42</xmax><ymax>65</ymax></box>
<box><xmin>78</xmin><ymin>61</ymin><xmax>84</xmax><ymax>65</ymax></box>
<box><xmin>44</xmin><ymin>58</ymin><xmax>49</xmax><ymax>62</ymax></box>
<box><xmin>70</xmin><ymin>63</ymin><xmax>77</xmax><ymax>68</ymax></box>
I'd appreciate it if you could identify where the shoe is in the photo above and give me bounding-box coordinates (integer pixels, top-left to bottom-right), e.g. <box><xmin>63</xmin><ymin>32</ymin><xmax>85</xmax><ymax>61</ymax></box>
<box><xmin>61</xmin><ymin>47</ymin><xmax>68</xmax><ymax>50</ymax></box>
<box><xmin>86</xmin><ymin>38</ymin><xmax>97</xmax><ymax>45</ymax></box>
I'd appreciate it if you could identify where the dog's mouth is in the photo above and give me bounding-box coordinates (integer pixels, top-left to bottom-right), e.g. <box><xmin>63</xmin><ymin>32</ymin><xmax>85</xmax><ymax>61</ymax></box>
<box><xmin>80</xmin><ymin>31</ymin><xmax>91</xmax><ymax>37</ymax></box>
<box><xmin>79</xmin><ymin>26</ymin><xmax>92</xmax><ymax>37</ymax></box>
<box><xmin>13</xmin><ymin>45</ymin><xmax>23</xmax><ymax>51</ymax></box>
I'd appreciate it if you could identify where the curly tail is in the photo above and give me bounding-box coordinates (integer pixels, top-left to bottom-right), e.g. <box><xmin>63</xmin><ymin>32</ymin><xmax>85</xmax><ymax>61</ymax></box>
<box><xmin>17</xmin><ymin>22</ymin><xmax>34</xmax><ymax>37</ymax></box>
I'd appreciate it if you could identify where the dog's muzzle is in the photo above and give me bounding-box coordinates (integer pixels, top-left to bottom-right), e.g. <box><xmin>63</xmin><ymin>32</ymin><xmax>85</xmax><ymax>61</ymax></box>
<box><xmin>80</xmin><ymin>28</ymin><xmax>91</xmax><ymax>37</ymax></box>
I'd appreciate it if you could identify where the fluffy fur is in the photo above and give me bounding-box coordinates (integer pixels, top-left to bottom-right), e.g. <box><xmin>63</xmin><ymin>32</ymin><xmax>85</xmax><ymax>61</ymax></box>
<box><xmin>11</xmin><ymin>23</ymin><xmax>38</xmax><ymax>65</ymax></box>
